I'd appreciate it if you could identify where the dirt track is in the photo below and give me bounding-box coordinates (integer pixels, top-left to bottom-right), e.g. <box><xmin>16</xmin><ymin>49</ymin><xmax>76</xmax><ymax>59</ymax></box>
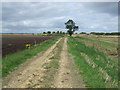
<box><xmin>54</xmin><ymin>37</ymin><xmax>85</xmax><ymax>88</ymax></box>
<box><xmin>3</xmin><ymin>37</ymin><xmax>85</xmax><ymax>88</ymax></box>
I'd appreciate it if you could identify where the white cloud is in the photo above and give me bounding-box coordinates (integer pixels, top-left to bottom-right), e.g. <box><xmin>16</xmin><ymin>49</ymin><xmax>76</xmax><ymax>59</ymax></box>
<box><xmin>2</xmin><ymin>0</ymin><xmax>119</xmax><ymax>2</ymax></box>
<box><xmin>2</xmin><ymin>2</ymin><xmax>118</xmax><ymax>33</ymax></box>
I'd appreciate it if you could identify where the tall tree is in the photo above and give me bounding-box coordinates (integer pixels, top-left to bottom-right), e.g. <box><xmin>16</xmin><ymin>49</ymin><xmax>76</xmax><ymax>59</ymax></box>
<box><xmin>65</xmin><ymin>19</ymin><xmax>79</xmax><ymax>36</ymax></box>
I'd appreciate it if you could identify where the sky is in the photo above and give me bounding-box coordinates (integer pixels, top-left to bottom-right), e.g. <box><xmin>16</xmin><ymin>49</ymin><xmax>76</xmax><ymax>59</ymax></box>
<box><xmin>2</xmin><ymin>2</ymin><xmax>118</xmax><ymax>33</ymax></box>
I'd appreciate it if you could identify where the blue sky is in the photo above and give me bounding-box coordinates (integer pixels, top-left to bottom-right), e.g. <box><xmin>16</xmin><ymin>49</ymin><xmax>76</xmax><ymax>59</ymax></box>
<box><xmin>2</xmin><ymin>2</ymin><xmax>118</xmax><ymax>33</ymax></box>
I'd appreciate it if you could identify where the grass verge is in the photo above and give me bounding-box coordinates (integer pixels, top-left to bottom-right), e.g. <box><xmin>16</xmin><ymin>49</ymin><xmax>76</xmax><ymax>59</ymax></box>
<box><xmin>2</xmin><ymin>37</ymin><xmax>60</xmax><ymax>77</ymax></box>
<box><xmin>67</xmin><ymin>37</ymin><xmax>118</xmax><ymax>88</ymax></box>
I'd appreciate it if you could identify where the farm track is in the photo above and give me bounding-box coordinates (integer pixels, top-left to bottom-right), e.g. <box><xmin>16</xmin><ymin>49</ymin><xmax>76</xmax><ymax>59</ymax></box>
<box><xmin>3</xmin><ymin>37</ymin><xmax>85</xmax><ymax>88</ymax></box>
<box><xmin>54</xmin><ymin>37</ymin><xmax>85</xmax><ymax>88</ymax></box>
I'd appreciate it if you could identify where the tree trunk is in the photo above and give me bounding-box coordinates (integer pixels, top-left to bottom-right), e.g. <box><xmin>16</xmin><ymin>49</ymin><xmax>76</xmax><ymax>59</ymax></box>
<box><xmin>69</xmin><ymin>33</ymin><xmax>72</xmax><ymax>36</ymax></box>
<box><xmin>69</xmin><ymin>29</ymin><xmax>73</xmax><ymax>36</ymax></box>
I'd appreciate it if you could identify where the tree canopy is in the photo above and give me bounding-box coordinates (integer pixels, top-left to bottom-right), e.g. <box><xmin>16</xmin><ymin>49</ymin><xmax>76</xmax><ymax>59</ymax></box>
<box><xmin>65</xmin><ymin>19</ymin><xmax>79</xmax><ymax>36</ymax></box>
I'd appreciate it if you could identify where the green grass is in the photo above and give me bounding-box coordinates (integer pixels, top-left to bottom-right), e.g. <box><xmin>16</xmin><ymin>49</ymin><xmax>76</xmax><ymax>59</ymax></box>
<box><xmin>0</xmin><ymin>58</ymin><xmax>2</xmax><ymax>78</ymax></box>
<box><xmin>50</xmin><ymin>60</ymin><xmax>59</xmax><ymax>69</ymax></box>
<box><xmin>49</xmin><ymin>38</ymin><xmax>63</xmax><ymax>69</ymax></box>
<box><xmin>67</xmin><ymin>37</ymin><xmax>118</xmax><ymax>88</ymax></box>
<box><xmin>2</xmin><ymin>37</ymin><xmax>60</xmax><ymax>77</ymax></box>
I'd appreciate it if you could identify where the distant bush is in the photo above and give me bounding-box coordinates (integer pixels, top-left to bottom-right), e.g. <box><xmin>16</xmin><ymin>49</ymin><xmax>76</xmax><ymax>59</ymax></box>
<box><xmin>47</xmin><ymin>31</ymin><xmax>51</xmax><ymax>34</ymax></box>
<box><xmin>52</xmin><ymin>31</ymin><xmax>56</xmax><ymax>34</ymax></box>
<box><xmin>43</xmin><ymin>32</ymin><xmax>46</xmax><ymax>34</ymax></box>
<box><xmin>57</xmin><ymin>31</ymin><xmax>60</xmax><ymax>34</ymax></box>
<box><xmin>80</xmin><ymin>32</ymin><xmax>87</xmax><ymax>34</ymax></box>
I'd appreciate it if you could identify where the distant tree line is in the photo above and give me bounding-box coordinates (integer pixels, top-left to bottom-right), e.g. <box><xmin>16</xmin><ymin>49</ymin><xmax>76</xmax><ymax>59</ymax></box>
<box><xmin>78</xmin><ymin>32</ymin><xmax>120</xmax><ymax>35</ymax></box>
<box><xmin>43</xmin><ymin>31</ymin><xmax>120</xmax><ymax>35</ymax></box>
<box><xmin>90</xmin><ymin>32</ymin><xmax>120</xmax><ymax>35</ymax></box>
<box><xmin>43</xmin><ymin>31</ymin><xmax>66</xmax><ymax>34</ymax></box>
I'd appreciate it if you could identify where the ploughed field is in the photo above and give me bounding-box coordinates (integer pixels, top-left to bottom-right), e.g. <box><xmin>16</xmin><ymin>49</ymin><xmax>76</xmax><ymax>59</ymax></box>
<box><xmin>2</xmin><ymin>35</ymin><xmax>55</xmax><ymax>57</ymax></box>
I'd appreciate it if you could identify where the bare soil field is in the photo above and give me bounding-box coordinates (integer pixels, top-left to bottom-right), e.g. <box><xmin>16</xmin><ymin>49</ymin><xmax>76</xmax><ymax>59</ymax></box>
<box><xmin>2</xmin><ymin>35</ymin><xmax>56</xmax><ymax>57</ymax></box>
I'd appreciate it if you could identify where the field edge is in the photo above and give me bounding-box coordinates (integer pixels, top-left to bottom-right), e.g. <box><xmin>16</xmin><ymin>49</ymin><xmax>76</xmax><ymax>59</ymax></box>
<box><xmin>2</xmin><ymin>37</ymin><xmax>60</xmax><ymax>77</ymax></box>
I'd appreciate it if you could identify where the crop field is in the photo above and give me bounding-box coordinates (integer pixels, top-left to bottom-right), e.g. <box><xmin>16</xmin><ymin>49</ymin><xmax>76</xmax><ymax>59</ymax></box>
<box><xmin>75</xmin><ymin>35</ymin><xmax>119</xmax><ymax>58</ymax></box>
<box><xmin>2</xmin><ymin>35</ymin><xmax>56</xmax><ymax>57</ymax></box>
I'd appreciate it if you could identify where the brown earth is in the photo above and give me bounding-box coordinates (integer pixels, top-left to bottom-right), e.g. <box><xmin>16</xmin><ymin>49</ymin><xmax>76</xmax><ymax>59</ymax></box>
<box><xmin>2</xmin><ymin>35</ymin><xmax>56</xmax><ymax>57</ymax></box>
<box><xmin>2</xmin><ymin>37</ymin><xmax>85</xmax><ymax>88</ymax></box>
